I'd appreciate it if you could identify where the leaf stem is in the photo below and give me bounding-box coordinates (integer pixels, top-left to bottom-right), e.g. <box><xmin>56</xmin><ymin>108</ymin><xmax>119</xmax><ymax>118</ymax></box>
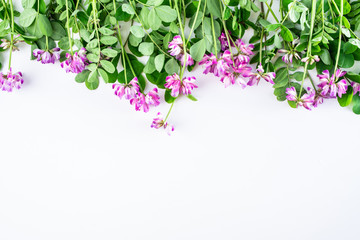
<box><xmin>333</xmin><ymin>0</ymin><xmax>343</xmax><ymax>74</ymax></box>
<box><xmin>8</xmin><ymin>0</ymin><xmax>14</xmax><ymax>70</ymax></box>
<box><xmin>65</xmin><ymin>0</ymin><xmax>73</xmax><ymax>54</ymax></box>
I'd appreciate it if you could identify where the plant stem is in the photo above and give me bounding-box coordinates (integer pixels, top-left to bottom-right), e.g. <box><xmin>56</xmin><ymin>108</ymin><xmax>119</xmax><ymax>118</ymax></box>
<box><xmin>265</xmin><ymin>2</ymin><xmax>280</xmax><ymax>23</ymax></box>
<box><xmin>91</xmin><ymin>0</ymin><xmax>101</xmax><ymax>66</ymax></box>
<box><xmin>186</xmin><ymin>0</ymin><xmax>202</xmax><ymax>45</ymax></box>
<box><xmin>164</xmin><ymin>101</ymin><xmax>175</xmax><ymax>122</ymax></box>
<box><xmin>174</xmin><ymin>0</ymin><xmax>187</xmax><ymax>79</ymax></box>
<box><xmin>113</xmin><ymin>0</ymin><xmax>128</xmax><ymax>84</ymax></box>
<box><xmin>299</xmin><ymin>0</ymin><xmax>317</xmax><ymax>97</ymax></box>
<box><xmin>8</xmin><ymin>0</ymin><xmax>14</xmax><ymax>70</ymax></box>
<box><xmin>65</xmin><ymin>0</ymin><xmax>73</xmax><ymax>54</ymax></box>
<box><xmin>333</xmin><ymin>0</ymin><xmax>343</xmax><ymax>73</ymax></box>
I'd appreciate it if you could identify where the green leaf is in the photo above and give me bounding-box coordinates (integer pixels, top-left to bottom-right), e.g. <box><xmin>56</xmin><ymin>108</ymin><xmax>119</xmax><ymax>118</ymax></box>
<box><xmin>148</xmin><ymin>9</ymin><xmax>161</xmax><ymax>30</ymax></box>
<box><xmin>98</xmin><ymin>68</ymin><xmax>109</xmax><ymax>83</ymax></box>
<box><xmin>130</xmin><ymin>25</ymin><xmax>145</xmax><ymax>38</ymax></box>
<box><xmin>320</xmin><ymin>49</ymin><xmax>332</xmax><ymax>65</ymax></box>
<box><xmin>207</xmin><ymin>0</ymin><xmax>222</xmax><ymax>18</ymax></box>
<box><xmin>187</xmin><ymin>94</ymin><xmax>198</xmax><ymax>101</ymax></box>
<box><xmin>101</xmin><ymin>48</ymin><xmax>118</xmax><ymax>58</ymax></box>
<box><xmin>37</xmin><ymin>14</ymin><xmax>53</xmax><ymax>36</ymax></box>
<box><xmin>100</xmin><ymin>60</ymin><xmax>115</xmax><ymax>73</ymax></box>
<box><xmin>21</xmin><ymin>0</ymin><xmax>36</xmax><ymax>8</ymax></box>
<box><xmin>99</xmin><ymin>27</ymin><xmax>115</xmax><ymax>36</ymax></box>
<box><xmin>190</xmin><ymin>39</ymin><xmax>206</xmax><ymax>62</ymax></box>
<box><xmin>122</xmin><ymin>3</ymin><xmax>135</xmax><ymax>15</ymax></box>
<box><xmin>138</xmin><ymin>42</ymin><xmax>154</xmax><ymax>55</ymax></box>
<box><xmin>353</xmin><ymin>94</ymin><xmax>360</xmax><ymax>114</ymax></box>
<box><xmin>155</xmin><ymin>6</ymin><xmax>177</xmax><ymax>23</ymax></box>
<box><xmin>280</xmin><ymin>25</ymin><xmax>293</xmax><ymax>42</ymax></box>
<box><xmin>51</xmin><ymin>22</ymin><xmax>66</xmax><ymax>40</ymax></box>
<box><xmin>338</xmin><ymin>86</ymin><xmax>353</xmax><ymax>107</ymax></box>
<box><xmin>86</xmin><ymin>71</ymin><xmax>100</xmax><ymax>90</ymax></box>
<box><xmin>100</xmin><ymin>36</ymin><xmax>118</xmax><ymax>45</ymax></box>
<box><xmin>154</xmin><ymin>54</ymin><xmax>165</xmax><ymax>72</ymax></box>
<box><xmin>147</xmin><ymin>0</ymin><xmax>164</xmax><ymax>6</ymax></box>
<box><xmin>165</xmin><ymin>58</ymin><xmax>180</xmax><ymax>75</ymax></box>
<box><xmin>75</xmin><ymin>70</ymin><xmax>90</xmax><ymax>83</ymax></box>
<box><xmin>346</xmin><ymin>72</ymin><xmax>360</xmax><ymax>83</ymax></box>
<box><xmin>19</xmin><ymin>8</ymin><xmax>37</xmax><ymax>28</ymax></box>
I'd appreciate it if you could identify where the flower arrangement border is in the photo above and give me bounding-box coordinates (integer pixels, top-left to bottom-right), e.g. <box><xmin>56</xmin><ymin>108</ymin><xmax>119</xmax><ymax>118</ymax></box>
<box><xmin>1</xmin><ymin>0</ymin><xmax>360</xmax><ymax>135</ymax></box>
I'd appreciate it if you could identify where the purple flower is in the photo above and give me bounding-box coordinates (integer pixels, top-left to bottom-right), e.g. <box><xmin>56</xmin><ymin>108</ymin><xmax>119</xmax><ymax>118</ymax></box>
<box><xmin>199</xmin><ymin>53</ymin><xmax>218</xmax><ymax>74</ymax></box>
<box><xmin>0</xmin><ymin>35</ymin><xmax>22</xmax><ymax>51</ymax></box>
<box><xmin>164</xmin><ymin>73</ymin><xmax>198</xmax><ymax>97</ymax></box>
<box><xmin>235</xmin><ymin>39</ymin><xmax>254</xmax><ymax>56</ymax></box>
<box><xmin>301</xmin><ymin>55</ymin><xmax>320</xmax><ymax>65</ymax></box>
<box><xmin>33</xmin><ymin>48</ymin><xmax>61</xmax><ymax>64</ymax></box>
<box><xmin>145</xmin><ymin>88</ymin><xmax>161</xmax><ymax>107</ymax></box>
<box><xmin>219</xmin><ymin>32</ymin><xmax>232</xmax><ymax>51</ymax></box>
<box><xmin>112</xmin><ymin>77</ymin><xmax>140</xmax><ymax>100</ymax></box>
<box><xmin>151</xmin><ymin>112</ymin><xmax>174</xmax><ymax>136</ymax></box>
<box><xmin>352</xmin><ymin>82</ymin><xmax>360</xmax><ymax>96</ymax></box>
<box><xmin>278</xmin><ymin>40</ymin><xmax>301</xmax><ymax>64</ymax></box>
<box><xmin>168</xmin><ymin>35</ymin><xmax>194</xmax><ymax>66</ymax></box>
<box><xmin>317</xmin><ymin>69</ymin><xmax>348</xmax><ymax>98</ymax></box>
<box><xmin>0</xmin><ymin>68</ymin><xmax>24</xmax><ymax>92</ymax></box>
<box><xmin>61</xmin><ymin>48</ymin><xmax>88</xmax><ymax>73</ymax></box>
<box><xmin>168</xmin><ymin>35</ymin><xmax>183</xmax><ymax>57</ymax></box>
<box><xmin>247</xmin><ymin>64</ymin><xmax>276</xmax><ymax>86</ymax></box>
<box><xmin>286</xmin><ymin>86</ymin><xmax>315</xmax><ymax>110</ymax></box>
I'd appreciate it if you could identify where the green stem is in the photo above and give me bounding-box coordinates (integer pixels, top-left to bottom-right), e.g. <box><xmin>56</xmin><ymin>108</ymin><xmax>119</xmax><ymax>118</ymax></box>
<box><xmin>175</xmin><ymin>0</ymin><xmax>187</xmax><ymax>79</ymax></box>
<box><xmin>8</xmin><ymin>0</ymin><xmax>14</xmax><ymax>70</ymax></box>
<box><xmin>265</xmin><ymin>2</ymin><xmax>280</xmax><ymax>23</ymax></box>
<box><xmin>186</xmin><ymin>0</ymin><xmax>202</xmax><ymax>45</ymax></box>
<box><xmin>164</xmin><ymin>102</ymin><xmax>175</xmax><ymax>122</ymax></box>
<box><xmin>280</xmin><ymin>0</ymin><xmax>296</xmax><ymax>24</ymax></box>
<box><xmin>299</xmin><ymin>0</ymin><xmax>317</xmax><ymax>97</ymax></box>
<box><xmin>92</xmin><ymin>0</ymin><xmax>101</xmax><ymax>66</ymax></box>
<box><xmin>65</xmin><ymin>0</ymin><xmax>73</xmax><ymax>54</ymax></box>
<box><xmin>113</xmin><ymin>0</ymin><xmax>128</xmax><ymax>84</ymax></box>
<box><xmin>333</xmin><ymin>0</ymin><xmax>343</xmax><ymax>73</ymax></box>
<box><xmin>210</xmin><ymin>14</ymin><xmax>218</xmax><ymax>57</ymax></box>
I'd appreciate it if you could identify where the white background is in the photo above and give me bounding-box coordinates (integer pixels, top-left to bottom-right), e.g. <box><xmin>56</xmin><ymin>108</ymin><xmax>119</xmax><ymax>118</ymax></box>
<box><xmin>1</xmin><ymin>2</ymin><xmax>360</xmax><ymax>239</ymax></box>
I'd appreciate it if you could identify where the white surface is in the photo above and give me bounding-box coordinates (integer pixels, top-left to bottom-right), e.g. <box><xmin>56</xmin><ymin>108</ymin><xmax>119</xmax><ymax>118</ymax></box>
<box><xmin>1</xmin><ymin>38</ymin><xmax>360</xmax><ymax>239</ymax></box>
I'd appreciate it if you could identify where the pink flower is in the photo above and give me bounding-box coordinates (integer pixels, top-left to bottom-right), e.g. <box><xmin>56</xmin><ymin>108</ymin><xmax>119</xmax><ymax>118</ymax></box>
<box><xmin>61</xmin><ymin>48</ymin><xmax>88</xmax><ymax>73</ymax></box>
<box><xmin>235</xmin><ymin>39</ymin><xmax>254</xmax><ymax>56</ymax></box>
<box><xmin>352</xmin><ymin>82</ymin><xmax>360</xmax><ymax>96</ymax></box>
<box><xmin>286</xmin><ymin>87</ymin><xmax>315</xmax><ymax>110</ymax></box>
<box><xmin>317</xmin><ymin>69</ymin><xmax>348</xmax><ymax>98</ymax></box>
<box><xmin>168</xmin><ymin>35</ymin><xmax>194</xmax><ymax>67</ymax></box>
<box><xmin>112</xmin><ymin>77</ymin><xmax>140</xmax><ymax>100</ymax></box>
<box><xmin>33</xmin><ymin>48</ymin><xmax>61</xmax><ymax>64</ymax></box>
<box><xmin>151</xmin><ymin>112</ymin><xmax>174</xmax><ymax>136</ymax></box>
<box><xmin>301</xmin><ymin>55</ymin><xmax>320</xmax><ymax>65</ymax></box>
<box><xmin>0</xmin><ymin>68</ymin><xmax>24</xmax><ymax>92</ymax></box>
<box><xmin>247</xmin><ymin>64</ymin><xmax>275</xmax><ymax>86</ymax></box>
<box><xmin>219</xmin><ymin>32</ymin><xmax>232</xmax><ymax>51</ymax></box>
<box><xmin>199</xmin><ymin>53</ymin><xmax>218</xmax><ymax>74</ymax></box>
<box><xmin>129</xmin><ymin>87</ymin><xmax>161</xmax><ymax>113</ymax></box>
<box><xmin>168</xmin><ymin>35</ymin><xmax>183</xmax><ymax>57</ymax></box>
<box><xmin>164</xmin><ymin>73</ymin><xmax>198</xmax><ymax>97</ymax></box>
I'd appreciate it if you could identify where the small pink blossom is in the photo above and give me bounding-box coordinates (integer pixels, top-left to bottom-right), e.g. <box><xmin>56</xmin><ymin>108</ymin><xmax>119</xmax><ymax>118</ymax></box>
<box><xmin>151</xmin><ymin>112</ymin><xmax>174</xmax><ymax>136</ymax></box>
<box><xmin>317</xmin><ymin>69</ymin><xmax>348</xmax><ymax>98</ymax></box>
<box><xmin>164</xmin><ymin>73</ymin><xmax>198</xmax><ymax>97</ymax></box>
<box><xmin>61</xmin><ymin>48</ymin><xmax>88</xmax><ymax>73</ymax></box>
<box><xmin>286</xmin><ymin>87</ymin><xmax>315</xmax><ymax>110</ymax></box>
<box><xmin>247</xmin><ymin>64</ymin><xmax>275</xmax><ymax>86</ymax></box>
<box><xmin>352</xmin><ymin>82</ymin><xmax>360</xmax><ymax>96</ymax></box>
<box><xmin>112</xmin><ymin>77</ymin><xmax>140</xmax><ymax>100</ymax></box>
<box><xmin>33</xmin><ymin>48</ymin><xmax>61</xmax><ymax>64</ymax></box>
<box><xmin>0</xmin><ymin>68</ymin><xmax>24</xmax><ymax>92</ymax></box>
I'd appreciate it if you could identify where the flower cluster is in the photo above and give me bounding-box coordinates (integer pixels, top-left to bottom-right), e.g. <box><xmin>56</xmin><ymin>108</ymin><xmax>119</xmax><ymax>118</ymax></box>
<box><xmin>286</xmin><ymin>69</ymin><xmax>349</xmax><ymax>110</ymax></box>
<box><xmin>61</xmin><ymin>48</ymin><xmax>88</xmax><ymax>73</ymax></box>
<box><xmin>151</xmin><ymin>112</ymin><xmax>174</xmax><ymax>136</ymax></box>
<box><xmin>0</xmin><ymin>68</ymin><xmax>24</xmax><ymax>92</ymax></box>
<box><xmin>0</xmin><ymin>34</ymin><xmax>23</xmax><ymax>51</ymax></box>
<box><xmin>164</xmin><ymin>73</ymin><xmax>198</xmax><ymax>97</ymax></box>
<box><xmin>168</xmin><ymin>35</ymin><xmax>194</xmax><ymax>66</ymax></box>
<box><xmin>33</xmin><ymin>48</ymin><xmax>61</xmax><ymax>64</ymax></box>
<box><xmin>112</xmin><ymin>77</ymin><xmax>160</xmax><ymax>113</ymax></box>
<box><xmin>200</xmin><ymin>34</ymin><xmax>275</xmax><ymax>88</ymax></box>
